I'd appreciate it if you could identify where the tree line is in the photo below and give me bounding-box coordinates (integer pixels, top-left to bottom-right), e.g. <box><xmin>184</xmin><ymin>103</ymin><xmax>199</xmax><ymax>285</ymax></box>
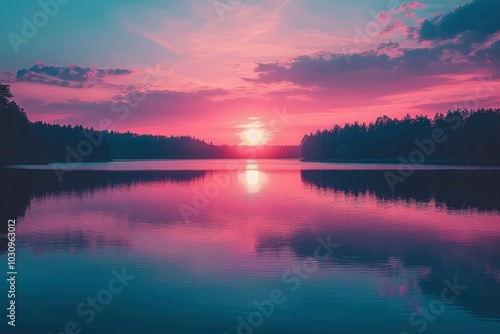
<box><xmin>3</xmin><ymin>82</ymin><xmax>498</xmax><ymax>164</ymax></box>
<box><xmin>300</xmin><ymin>109</ymin><xmax>500</xmax><ymax>163</ymax></box>
<box><xmin>102</xmin><ymin>131</ymin><xmax>299</xmax><ymax>159</ymax></box>
<box><xmin>0</xmin><ymin>83</ymin><xmax>298</xmax><ymax>164</ymax></box>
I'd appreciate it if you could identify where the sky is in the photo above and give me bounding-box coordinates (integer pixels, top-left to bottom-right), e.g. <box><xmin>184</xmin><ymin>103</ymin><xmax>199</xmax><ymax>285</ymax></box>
<box><xmin>0</xmin><ymin>0</ymin><xmax>499</xmax><ymax>145</ymax></box>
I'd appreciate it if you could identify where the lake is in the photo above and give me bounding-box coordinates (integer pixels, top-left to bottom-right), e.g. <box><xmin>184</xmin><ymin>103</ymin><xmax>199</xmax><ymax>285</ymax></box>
<box><xmin>1</xmin><ymin>159</ymin><xmax>500</xmax><ymax>334</ymax></box>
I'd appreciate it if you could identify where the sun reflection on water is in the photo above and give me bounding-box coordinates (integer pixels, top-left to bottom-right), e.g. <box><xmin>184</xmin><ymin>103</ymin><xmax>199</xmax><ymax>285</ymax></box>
<box><xmin>239</xmin><ymin>161</ymin><xmax>268</xmax><ymax>194</ymax></box>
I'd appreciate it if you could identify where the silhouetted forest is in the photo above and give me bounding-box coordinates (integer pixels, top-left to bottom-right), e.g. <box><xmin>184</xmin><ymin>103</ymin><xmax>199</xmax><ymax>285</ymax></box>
<box><xmin>0</xmin><ymin>83</ymin><xmax>299</xmax><ymax>164</ymax></box>
<box><xmin>0</xmin><ymin>83</ymin><xmax>109</xmax><ymax>164</ymax></box>
<box><xmin>103</xmin><ymin>131</ymin><xmax>299</xmax><ymax>159</ymax></box>
<box><xmin>301</xmin><ymin>109</ymin><xmax>500</xmax><ymax>163</ymax></box>
<box><xmin>3</xmin><ymin>81</ymin><xmax>499</xmax><ymax>164</ymax></box>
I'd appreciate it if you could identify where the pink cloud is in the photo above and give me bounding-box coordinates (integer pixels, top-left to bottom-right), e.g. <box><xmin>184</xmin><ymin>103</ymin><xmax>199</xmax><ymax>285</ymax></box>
<box><xmin>380</xmin><ymin>20</ymin><xmax>403</xmax><ymax>35</ymax></box>
<box><xmin>404</xmin><ymin>11</ymin><xmax>416</xmax><ymax>19</ymax></box>
<box><xmin>0</xmin><ymin>72</ymin><xmax>16</xmax><ymax>83</ymax></box>
<box><xmin>4</xmin><ymin>0</ymin><xmax>500</xmax><ymax>145</ymax></box>
<box><xmin>397</xmin><ymin>2</ymin><xmax>426</xmax><ymax>13</ymax></box>
<box><xmin>378</xmin><ymin>10</ymin><xmax>391</xmax><ymax>22</ymax></box>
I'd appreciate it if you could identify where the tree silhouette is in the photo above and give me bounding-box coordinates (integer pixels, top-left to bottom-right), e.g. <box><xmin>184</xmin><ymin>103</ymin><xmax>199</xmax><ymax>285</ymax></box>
<box><xmin>0</xmin><ymin>84</ymin><xmax>35</xmax><ymax>163</ymax></box>
<box><xmin>301</xmin><ymin>109</ymin><xmax>500</xmax><ymax>163</ymax></box>
<box><xmin>0</xmin><ymin>82</ymin><xmax>299</xmax><ymax>163</ymax></box>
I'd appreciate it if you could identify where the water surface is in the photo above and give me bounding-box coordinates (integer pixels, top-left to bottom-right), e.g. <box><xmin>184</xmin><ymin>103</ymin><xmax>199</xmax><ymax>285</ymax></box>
<box><xmin>1</xmin><ymin>160</ymin><xmax>499</xmax><ymax>334</ymax></box>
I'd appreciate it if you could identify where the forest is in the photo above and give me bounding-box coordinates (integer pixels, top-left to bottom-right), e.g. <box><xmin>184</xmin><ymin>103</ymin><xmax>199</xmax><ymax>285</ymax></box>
<box><xmin>2</xmin><ymin>82</ymin><xmax>499</xmax><ymax>164</ymax></box>
<box><xmin>0</xmin><ymin>83</ymin><xmax>298</xmax><ymax>164</ymax></box>
<box><xmin>0</xmin><ymin>82</ymin><xmax>111</xmax><ymax>164</ymax></box>
<box><xmin>300</xmin><ymin>109</ymin><xmax>500</xmax><ymax>163</ymax></box>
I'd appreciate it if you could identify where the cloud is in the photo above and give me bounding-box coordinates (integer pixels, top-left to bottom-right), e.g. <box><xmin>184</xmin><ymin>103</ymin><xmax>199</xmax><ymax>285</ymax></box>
<box><xmin>6</xmin><ymin>1</ymin><xmax>500</xmax><ymax>146</ymax></box>
<box><xmin>247</xmin><ymin>52</ymin><xmax>397</xmax><ymax>86</ymax></box>
<box><xmin>15</xmin><ymin>62</ymin><xmax>133</xmax><ymax>88</ymax></box>
<box><xmin>247</xmin><ymin>0</ymin><xmax>500</xmax><ymax>94</ymax></box>
<box><xmin>397</xmin><ymin>1</ymin><xmax>426</xmax><ymax>13</ymax></box>
<box><xmin>246</xmin><ymin>46</ymin><xmax>450</xmax><ymax>89</ymax></box>
<box><xmin>381</xmin><ymin>20</ymin><xmax>403</xmax><ymax>35</ymax></box>
<box><xmin>418</xmin><ymin>0</ymin><xmax>500</xmax><ymax>43</ymax></box>
<box><xmin>244</xmin><ymin>32</ymin><xmax>500</xmax><ymax>106</ymax></box>
<box><xmin>38</xmin><ymin>88</ymin><xmax>230</xmax><ymax>126</ymax></box>
<box><xmin>472</xmin><ymin>40</ymin><xmax>500</xmax><ymax>67</ymax></box>
<box><xmin>376</xmin><ymin>42</ymin><xmax>400</xmax><ymax>52</ymax></box>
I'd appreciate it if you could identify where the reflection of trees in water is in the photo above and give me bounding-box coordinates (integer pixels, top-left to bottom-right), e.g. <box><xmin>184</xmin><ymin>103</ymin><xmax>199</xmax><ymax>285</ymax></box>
<box><xmin>18</xmin><ymin>230</ymin><xmax>133</xmax><ymax>254</ymax></box>
<box><xmin>301</xmin><ymin>170</ymin><xmax>500</xmax><ymax>212</ymax></box>
<box><xmin>0</xmin><ymin>169</ymin><xmax>206</xmax><ymax>254</ymax></box>
<box><xmin>2</xmin><ymin>168</ymin><xmax>499</xmax><ymax>321</ymax></box>
<box><xmin>256</xmin><ymin>228</ymin><xmax>500</xmax><ymax>321</ymax></box>
<box><xmin>0</xmin><ymin>170</ymin><xmax>34</xmax><ymax>254</ymax></box>
<box><xmin>296</xmin><ymin>170</ymin><xmax>500</xmax><ymax>319</ymax></box>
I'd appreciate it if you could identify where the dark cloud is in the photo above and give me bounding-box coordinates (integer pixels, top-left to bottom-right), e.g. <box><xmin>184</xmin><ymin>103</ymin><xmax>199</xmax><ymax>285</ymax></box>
<box><xmin>246</xmin><ymin>44</ymin><xmax>452</xmax><ymax>89</ymax></box>
<box><xmin>380</xmin><ymin>20</ymin><xmax>403</xmax><ymax>35</ymax></box>
<box><xmin>243</xmin><ymin>29</ymin><xmax>500</xmax><ymax>106</ymax></box>
<box><xmin>247</xmin><ymin>0</ymin><xmax>500</xmax><ymax>93</ymax></box>
<box><xmin>376</xmin><ymin>42</ymin><xmax>400</xmax><ymax>51</ymax></box>
<box><xmin>247</xmin><ymin>53</ymin><xmax>397</xmax><ymax>86</ymax></box>
<box><xmin>16</xmin><ymin>62</ymin><xmax>133</xmax><ymax>88</ymax></box>
<box><xmin>473</xmin><ymin>40</ymin><xmax>500</xmax><ymax>65</ymax></box>
<box><xmin>418</xmin><ymin>0</ymin><xmax>500</xmax><ymax>43</ymax></box>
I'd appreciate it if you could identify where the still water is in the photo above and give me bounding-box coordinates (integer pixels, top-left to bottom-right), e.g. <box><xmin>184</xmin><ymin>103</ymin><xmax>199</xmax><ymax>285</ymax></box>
<box><xmin>1</xmin><ymin>159</ymin><xmax>500</xmax><ymax>334</ymax></box>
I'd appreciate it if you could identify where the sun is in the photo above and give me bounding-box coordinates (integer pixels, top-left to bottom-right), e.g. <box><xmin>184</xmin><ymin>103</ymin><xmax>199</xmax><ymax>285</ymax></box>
<box><xmin>243</xmin><ymin>128</ymin><xmax>267</xmax><ymax>145</ymax></box>
<box><xmin>237</xmin><ymin>118</ymin><xmax>270</xmax><ymax>145</ymax></box>
<box><xmin>246</xmin><ymin>129</ymin><xmax>261</xmax><ymax>144</ymax></box>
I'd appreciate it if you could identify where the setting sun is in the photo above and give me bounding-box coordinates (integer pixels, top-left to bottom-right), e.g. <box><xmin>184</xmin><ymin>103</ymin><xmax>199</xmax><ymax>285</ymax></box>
<box><xmin>2</xmin><ymin>0</ymin><xmax>500</xmax><ymax>333</ymax></box>
<box><xmin>242</xmin><ymin>128</ymin><xmax>267</xmax><ymax>145</ymax></box>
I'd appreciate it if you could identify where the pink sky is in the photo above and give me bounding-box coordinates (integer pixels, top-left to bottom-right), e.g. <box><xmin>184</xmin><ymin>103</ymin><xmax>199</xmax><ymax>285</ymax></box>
<box><xmin>1</xmin><ymin>0</ymin><xmax>499</xmax><ymax>145</ymax></box>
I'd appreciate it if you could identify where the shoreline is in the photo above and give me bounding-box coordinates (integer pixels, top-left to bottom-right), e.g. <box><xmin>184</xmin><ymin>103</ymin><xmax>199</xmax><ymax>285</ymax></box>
<box><xmin>2</xmin><ymin>157</ymin><xmax>500</xmax><ymax>169</ymax></box>
<box><xmin>300</xmin><ymin>158</ymin><xmax>500</xmax><ymax>166</ymax></box>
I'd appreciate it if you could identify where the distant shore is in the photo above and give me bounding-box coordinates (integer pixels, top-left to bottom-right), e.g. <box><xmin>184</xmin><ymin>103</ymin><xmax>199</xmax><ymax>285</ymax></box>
<box><xmin>301</xmin><ymin>158</ymin><xmax>500</xmax><ymax>166</ymax></box>
<box><xmin>1</xmin><ymin>158</ymin><xmax>112</xmax><ymax>166</ymax></box>
<box><xmin>4</xmin><ymin>157</ymin><xmax>500</xmax><ymax>167</ymax></box>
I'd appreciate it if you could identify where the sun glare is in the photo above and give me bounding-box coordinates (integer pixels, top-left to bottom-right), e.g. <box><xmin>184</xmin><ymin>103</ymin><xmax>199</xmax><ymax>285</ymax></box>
<box><xmin>242</xmin><ymin>128</ymin><xmax>267</xmax><ymax>145</ymax></box>
<box><xmin>239</xmin><ymin>162</ymin><xmax>268</xmax><ymax>194</ymax></box>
